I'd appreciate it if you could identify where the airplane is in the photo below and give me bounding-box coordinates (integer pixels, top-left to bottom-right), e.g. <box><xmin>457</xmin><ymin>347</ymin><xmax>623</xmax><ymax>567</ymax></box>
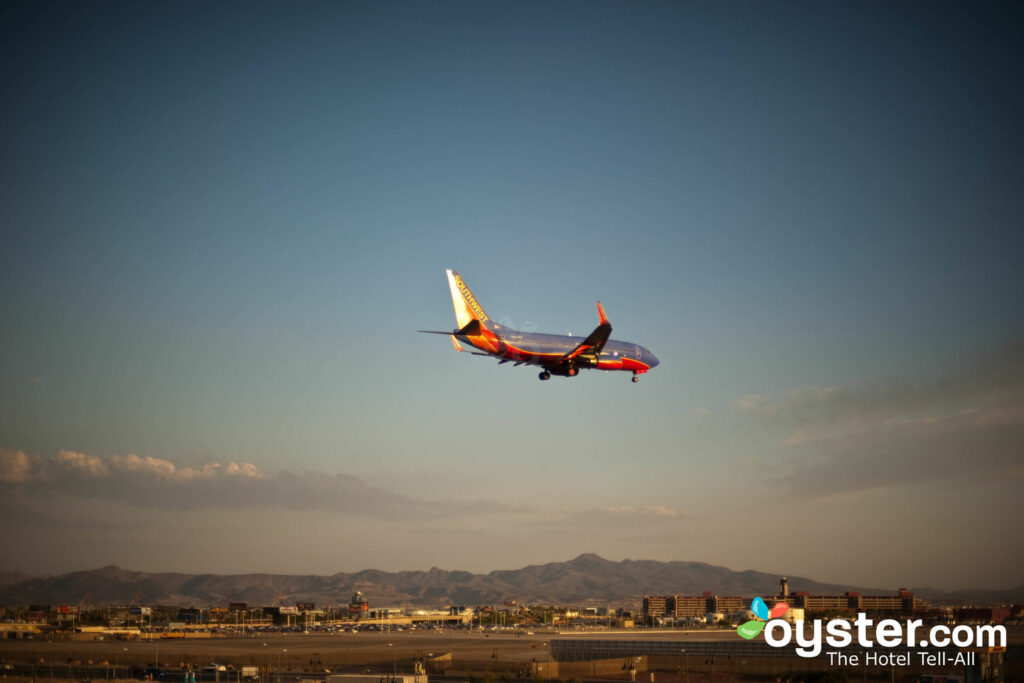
<box><xmin>420</xmin><ymin>269</ymin><xmax>659</xmax><ymax>382</ymax></box>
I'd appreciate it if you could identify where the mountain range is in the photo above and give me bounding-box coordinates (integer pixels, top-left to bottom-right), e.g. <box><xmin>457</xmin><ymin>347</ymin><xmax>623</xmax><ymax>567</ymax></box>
<box><xmin>1</xmin><ymin>554</ymin><xmax>1019</xmax><ymax>607</ymax></box>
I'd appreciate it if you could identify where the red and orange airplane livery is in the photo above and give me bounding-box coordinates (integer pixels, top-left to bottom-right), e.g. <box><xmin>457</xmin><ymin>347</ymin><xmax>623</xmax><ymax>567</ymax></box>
<box><xmin>421</xmin><ymin>269</ymin><xmax>659</xmax><ymax>382</ymax></box>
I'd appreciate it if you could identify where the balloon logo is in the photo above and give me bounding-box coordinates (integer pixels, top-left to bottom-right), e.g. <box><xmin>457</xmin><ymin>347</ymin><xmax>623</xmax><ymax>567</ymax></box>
<box><xmin>737</xmin><ymin>597</ymin><xmax>789</xmax><ymax>639</ymax></box>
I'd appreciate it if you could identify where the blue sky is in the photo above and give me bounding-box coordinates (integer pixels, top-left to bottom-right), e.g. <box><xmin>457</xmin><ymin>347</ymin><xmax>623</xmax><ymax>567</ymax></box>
<box><xmin>2</xmin><ymin>1</ymin><xmax>1022</xmax><ymax>591</ymax></box>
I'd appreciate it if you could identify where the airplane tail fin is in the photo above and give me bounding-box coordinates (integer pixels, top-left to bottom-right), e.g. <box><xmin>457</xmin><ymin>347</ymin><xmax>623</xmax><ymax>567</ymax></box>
<box><xmin>446</xmin><ymin>269</ymin><xmax>495</xmax><ymax>331</ymax></box>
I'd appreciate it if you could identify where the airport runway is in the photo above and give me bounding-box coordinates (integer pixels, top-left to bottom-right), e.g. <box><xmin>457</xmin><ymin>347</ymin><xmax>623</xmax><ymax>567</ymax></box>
<box><xmin>0</xmin><ymin>630</ymin><xmax>558</xmax><ymax>670</ymax></box>
<box><xmin>2</xmin><ymin>628</ymin><xmax>1017</xmax><ymax>682</ymax></box>
<box><xmin>1</xmin><ymin>627</ymin><xmax>967</xmax><ymax>666</ymax></box>
<box><xmin>0</xmin><ymin>630</ymin><xmax>756</xmax><ymax>683</ymax></box>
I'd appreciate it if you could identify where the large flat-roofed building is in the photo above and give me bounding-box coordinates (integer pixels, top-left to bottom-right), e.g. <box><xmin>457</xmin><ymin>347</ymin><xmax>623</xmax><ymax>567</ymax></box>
<box><xmin>544</xmin><ymin>634</ymin><xmax>966</xmax><ymax>667</ymax></box>
<box><xmin>858</xmin><ymin>594</ymin><xmax>905</xmax><ymax>611</ymax></box>
<box><xmin>789</xmin><ymin>588</ymin><xmax>930</xmax><ymax>615</ymax></box>
<box><xmin>642</xmin><ymin>596</ymin><xmax>672</xmax><ymax>618</ymax></box>
<box><xmin>642</xmin><ymin>594</ymin><xmax>747</xmax><ymax>619</ymax></box>
<box><xmin>795</xmin><ymin>593</ymin><xmax>853</xmax><ymax>611</ymax></box>
<box><xmin>645</xmin><ymin>581</ymin><xmax>933</xmax><ymax>620</ymax></box>
<box><xmin>672</xmin><ymin>595</ymin><xmax>708</xmax><ymax>617</ymax></box>
<box><xmin>710</xmin><ymin>596</ymin><xmax>744</xmax><ymax>613</ymax></box>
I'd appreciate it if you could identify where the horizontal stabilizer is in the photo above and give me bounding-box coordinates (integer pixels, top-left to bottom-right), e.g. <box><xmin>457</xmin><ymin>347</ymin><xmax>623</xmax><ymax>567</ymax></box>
<box><xmin>419</xmin><ymin>319</ymin><xmax>482</xmax><ymax>337</ymax></box>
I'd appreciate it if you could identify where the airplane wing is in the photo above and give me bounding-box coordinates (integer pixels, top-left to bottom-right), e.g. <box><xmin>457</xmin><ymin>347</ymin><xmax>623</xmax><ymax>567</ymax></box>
<box><xmin>556</xmin><ymin>302</ymin><xmax>611</xmax><ymax>364</ymax></box>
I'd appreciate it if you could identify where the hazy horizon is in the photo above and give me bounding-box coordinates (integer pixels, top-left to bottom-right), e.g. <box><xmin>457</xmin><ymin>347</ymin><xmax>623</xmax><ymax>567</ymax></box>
<box><xmin>2</xmin><ymin>1</ymin><xmax>1022</xmax><ymax>592</ymax></box>
<box><xmin>4</xmin><ymin>552</ymin><xmax>1019</xmax><ymax>596</ymax></box>
<box><xmin>1</xmin><ymin>545</ymin><xmax>1021</xmax><ymax>595</ymax></box>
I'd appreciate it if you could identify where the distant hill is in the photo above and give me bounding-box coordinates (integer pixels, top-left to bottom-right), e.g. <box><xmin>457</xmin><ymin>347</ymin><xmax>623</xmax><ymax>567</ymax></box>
<box><xmin>0</xmin><ymin>571</ymin><xmax>37</xmax><ymax>587</ymax></box>
<box><xmin>910</xmin><ymin>585</ymin><xmax>1024</xmax><ymax>606</ymax></box>
<box><xmin>0</xmin><ymin>554</ymin><xmax>1018</xmax><ymax>607</ymax></box>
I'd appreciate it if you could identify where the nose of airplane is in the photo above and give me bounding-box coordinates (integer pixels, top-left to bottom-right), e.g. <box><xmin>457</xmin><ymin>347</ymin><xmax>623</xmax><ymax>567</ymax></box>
<box><xmin>644</xmin><ymin>348</ymin><xmax>660</xmax><ymax>368</ymax></box>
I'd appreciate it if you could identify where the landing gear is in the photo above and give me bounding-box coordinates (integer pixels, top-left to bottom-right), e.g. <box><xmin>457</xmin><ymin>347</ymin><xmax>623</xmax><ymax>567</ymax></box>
<box><xmin>538</xmin><ymin>371</ymin><xmax>551</xmax><ymax>381</ymax></box>
<box><xmin>631</xmin><ymin>374</ymin><xmax>639</xmax><ymax>383</ymax></box>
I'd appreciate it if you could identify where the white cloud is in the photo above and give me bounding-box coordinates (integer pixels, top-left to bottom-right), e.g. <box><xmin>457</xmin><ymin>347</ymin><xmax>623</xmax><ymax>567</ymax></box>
<box><xmin>736</xmin><ymin>341</ymin><xmax>1024</xmax><ymax>497</ymax></box>
<box><xmin>0</xmin><ymin>449</ymin><xmax>32</xmax><ymax>483</ymax></box>
<box><xmin>0</xmin><ymin>448</ymin><xmax>514</xmax><ymax>521</ymax></box>
<box><xmin>530</xmin><ymin>503</ymin><xmax>690</xmax><ymax>533</ymax></box>
<box><xmin>606</xmin><ymin>505</ymin><xmax>679</xmax><ymax>517</ymax></box>
<box><xmin>106</xmin><ymin>453</ymin><xmax>178</xmax><ymax>478</ymax></box>
<box><xmin>735</xmin><ymin>394</ymin><xmax>772</xmax><ymax>412</ymax></box>
<box><xmin>56</xmin><ymin>450</ymin><xmax>110</xmax><ymax>477</ymax></box>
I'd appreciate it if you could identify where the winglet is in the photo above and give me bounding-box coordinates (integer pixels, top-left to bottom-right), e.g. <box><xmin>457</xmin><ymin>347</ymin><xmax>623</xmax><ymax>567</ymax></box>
<box><xmin>597</xmin><ymin>301</ymin><xmax>608</xmax><ymax>326</ymax></box>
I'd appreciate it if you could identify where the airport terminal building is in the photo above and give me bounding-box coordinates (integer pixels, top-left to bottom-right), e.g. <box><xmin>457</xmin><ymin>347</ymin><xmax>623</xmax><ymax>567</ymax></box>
<box><xmin>643</xmin><ymin>577</ymin><xmax>937</xmax><ymax>620</ymax></box>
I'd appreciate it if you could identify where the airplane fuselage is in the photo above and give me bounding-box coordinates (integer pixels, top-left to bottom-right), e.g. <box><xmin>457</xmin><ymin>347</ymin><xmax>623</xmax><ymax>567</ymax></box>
<box><xmin>424</xmin><ymin>269</ymin><xmax>659</xmax><ymax>381</ymax></box>
<box><xmin>455</xmin><ymin>330</ymin><xmax>659</xmax><ymax>375</ymax></box>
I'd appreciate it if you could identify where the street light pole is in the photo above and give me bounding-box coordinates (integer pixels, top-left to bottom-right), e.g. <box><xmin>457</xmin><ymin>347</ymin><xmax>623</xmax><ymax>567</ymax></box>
<box><xmin>680</xmin><ymin>650</ymin><xmax>687</xmax><ymax>682</ymax></box>
<box><xmin>114</xmin><ymin>648</ymin><xmax>127</xmax><ymax>682</ymax></box>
